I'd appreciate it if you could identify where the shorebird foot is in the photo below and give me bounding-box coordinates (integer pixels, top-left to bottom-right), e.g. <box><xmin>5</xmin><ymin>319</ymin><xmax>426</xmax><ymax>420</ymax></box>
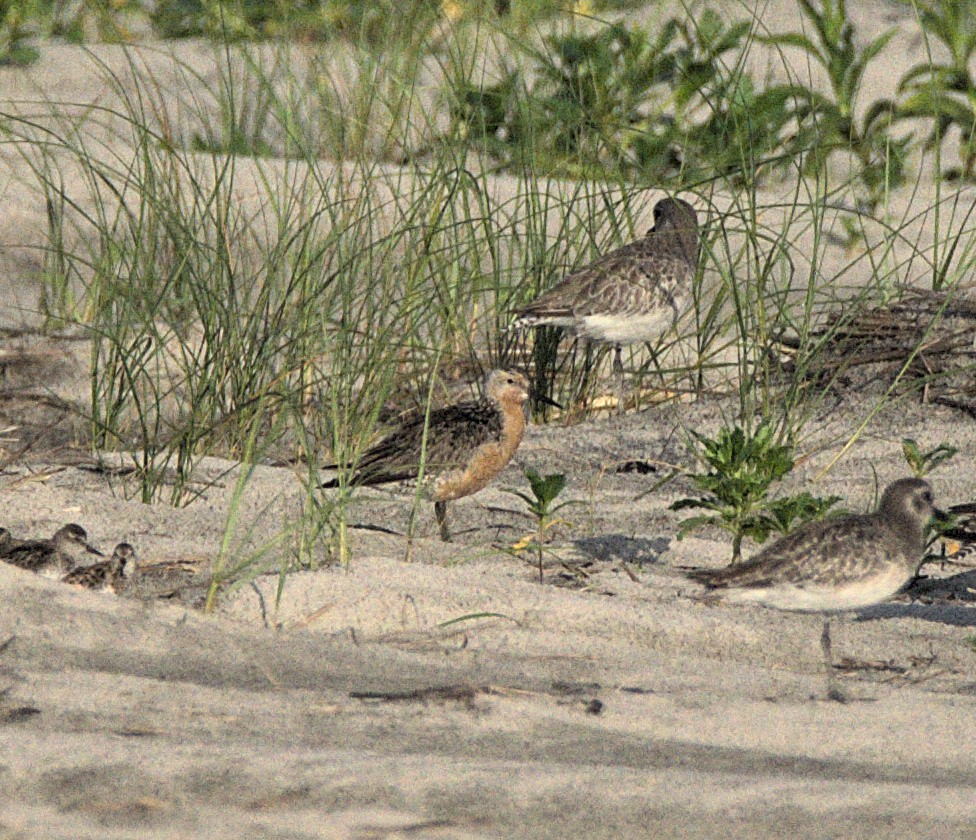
<box><xmin>435</xmin><ymin>501</ymin><xmax>452</xmax><ymax>542</ymax></box>
<box><xmin>820</xmin><ymin>619</ymin><xmax>848</xmax><ymax>702</ymax></box>
<box><xmin>613</xmin><ymin>345</ymin><xmax>625</xmax><ymax>417</ymax></box>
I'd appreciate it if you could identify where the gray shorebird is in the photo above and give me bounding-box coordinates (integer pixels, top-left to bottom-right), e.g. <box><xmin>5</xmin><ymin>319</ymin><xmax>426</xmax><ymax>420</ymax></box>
<box><xmin>321</xmin><ymin>369</ymin><xmax>531</xmax><ymax>541</ymax></box>
<box><xmin>512</xmin><ymin>196</ymin><xmax>700</xmax><ymax>414</ymax></box>
<box><xmin>686</xmin><ymin>478</ymin><xmax>941</xmax><ymax>701</ymax></box>
<box><xmin>1</xmin><ymin>523</ymin><xmax>103</xmax><ymax>580</ymax></box>
<box><xmin>62</xmin><ymin>542</ymin><xmax>135</xmax><ymax>593</ymax></box>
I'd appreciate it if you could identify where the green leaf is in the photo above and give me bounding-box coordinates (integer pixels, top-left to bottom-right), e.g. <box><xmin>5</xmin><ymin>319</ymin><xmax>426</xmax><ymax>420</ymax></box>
<box><xmin>670</xmin><ymin>496</ymin><xmax>723</xmax><ymax>513</ymax></box>
<box><xmin>502</xmin><ymin>488</ymin><xmax>537</xmax><ymax>508</ymax></box>
<box><xmin>676</xmin><ymin>514</ymin><xmax>722</xmax><ymax>540</ymax></box>
<box><xmin>758</xmin><ymin>31</ymin><xmax>826</xmax><ymax>65</ymax></box>
<box><xmin>857</xmin><ymin>29</ymin><xmax>897</xmax><ymax>72</ymax></box>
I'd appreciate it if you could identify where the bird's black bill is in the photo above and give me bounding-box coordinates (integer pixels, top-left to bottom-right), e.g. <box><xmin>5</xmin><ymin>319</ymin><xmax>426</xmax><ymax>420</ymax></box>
<box><xmin>85</xmin><ymin>545</ymin><xmax>105</xmax><ymax>556</ymax></box>
<box><xmin>531</xmin><ymin>392</ymin><xmax>563</xmax><ymax>410</ymax></box>
<box><xmin>932</xmin><ymin>507</ymin><xmax>952</xmax><ymax>524</ymax></box>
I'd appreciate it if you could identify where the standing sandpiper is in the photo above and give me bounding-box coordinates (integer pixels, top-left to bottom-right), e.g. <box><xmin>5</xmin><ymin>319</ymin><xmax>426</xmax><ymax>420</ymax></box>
<box><xmin>512</xmin><ymin>196</ymin><xmax>700</xmax><ymax>414</ymax></box>
<box><xmin>1</xmin><ymin>523</ymin><xmax>104</xmax><ymax>580</ymax></box>
<box><xmin>321</xmin><ymin>369</ymin><xmax>531</xmax><ymax>541</ymax></box>
<box><xmin>686</xmin><ymin>478</ymin><xmax>941</xmax><ymax>701</ymax></box>
<box><xmin>62</xmin><ymin>542</ymin><xmax>136</xmax><ymax>594</ymax></box>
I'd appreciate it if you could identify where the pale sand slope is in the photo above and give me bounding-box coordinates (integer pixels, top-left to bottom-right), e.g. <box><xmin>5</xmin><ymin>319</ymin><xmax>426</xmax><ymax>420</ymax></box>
<box><xmin>1</xmin><ymin>396</ymin><xmax>975</xmax><ymax>838</ymax></box>
<box><xmin>2</xmin><ymin>14</ymin><xmax>976</xmax><ymax>840</ymax></box>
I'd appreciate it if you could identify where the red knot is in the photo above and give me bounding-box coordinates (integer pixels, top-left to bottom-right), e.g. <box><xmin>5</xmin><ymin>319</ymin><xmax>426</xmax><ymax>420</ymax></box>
<box><xmin>1</xmin><ymin>523</ymin><xmax>104</xmax><ymax>580</ymax></box>
<box><xmin>686</xmin><ymin>478</ymin><xmax>941</xmax><ymax>701</ymax></box>
<box><xmin>322</xmin><ymin>369</ymin><xmax>531</xmax><ymax>541</ymax></box>
<box><xmin>62</xmin><ymin>542</ymin><xmax>136</xmax><ymax>594</ymax></box>
<box><xmin>513</xmin><ymin>196</ymin><xmax>700</xmax><ymax>414</ymax></box>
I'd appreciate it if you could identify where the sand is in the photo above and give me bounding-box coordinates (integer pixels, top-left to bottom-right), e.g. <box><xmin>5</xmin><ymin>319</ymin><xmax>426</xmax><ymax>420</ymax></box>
<box><xmin>2</xmin><ymin>9</ymin><xmax>976</xmax><ymax>838</ymax></box>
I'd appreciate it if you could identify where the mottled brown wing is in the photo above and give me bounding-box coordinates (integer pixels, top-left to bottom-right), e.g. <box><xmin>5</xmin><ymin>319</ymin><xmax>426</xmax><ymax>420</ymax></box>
<box><xmin>325</xmin><ymin>400</ymin><xmax>504</xmax><ymax>487</ymax></box>
<box><xmin>63</xmin><ymin>562</ymin><xmax>110</xmax><ymax>587</ymax></box>
<box><xmin>2</xmin><ymin>543</ymin><xmax>54</xmax><ymax>571</ymax></box>
<box><xmin>689</xmin><ymin>516</ymin><xmax>895</xmax><ymax>589</ymax></box>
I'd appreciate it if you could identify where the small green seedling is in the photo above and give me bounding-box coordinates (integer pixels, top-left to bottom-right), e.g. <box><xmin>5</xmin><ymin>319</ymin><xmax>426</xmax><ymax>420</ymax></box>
<box><xmin>504</xmin><ymin>467</ymin><xmax>578</xmax><ymax>582</ymax></box>
<box><xmin>901</xmin><ymin>437</ymin><xmax>959</xmax><ymax>477</ymax></box>
<box><xmin>672</xmin><ymin>422</ymin><xmax>841</xmax><ymax>562</ymax></box>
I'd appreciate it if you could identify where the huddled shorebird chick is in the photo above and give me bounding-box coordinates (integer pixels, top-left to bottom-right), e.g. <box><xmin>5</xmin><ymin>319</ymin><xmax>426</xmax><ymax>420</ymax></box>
<box><xmin>686</xmin><ymin>478</ymin><xmax>941</xmax><ymax>701</ymax></box>
<box><xmin>512</xmin><ymin>196</ymin><xmax>700</xmax><ymax>414</ymax></box>
<box><xmin>1</xmin><ymin>523</ymin><xmax>103</xmax><ymax>580</ymax></box>
<box><xmin>62</xmin><ymin>542</ymin><xmax>135</xmax><ymax>594</ymax></box>
<box><xmin>321</xmin><ymin>369</ymin><xmax>531</xmax><ymax>542</ymax></box>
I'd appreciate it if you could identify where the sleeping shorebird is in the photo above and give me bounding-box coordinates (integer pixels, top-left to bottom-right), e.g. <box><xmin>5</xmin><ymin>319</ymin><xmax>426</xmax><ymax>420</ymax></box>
<box><xmin>686</xmin><ymin>478</ymin><xmax>941</xmax><ymax>701</ymax></box>
<box><xmin>62</xmin><ymin>542</ymin><xmax>136</xmax><ymax>594</ymax></box>
<box><xmin>321</xmin><ymin>369</ymin><xmax>532</xmax><ymax>541</ymax></box>
<box><xmin>512</xmin><ymin>196</ymin><xmax>700</xmax><ymax>414</ymax></box>
<box><xmin>1</xmin><ymin>524</ymin><xmax>104</xmax><ymax>580</ymax></box>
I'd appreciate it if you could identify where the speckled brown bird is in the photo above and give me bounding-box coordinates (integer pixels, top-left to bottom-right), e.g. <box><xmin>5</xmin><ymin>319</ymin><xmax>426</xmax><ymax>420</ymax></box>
<box><xmin>687</xmin><ymin>478</ymin><xmax>941</xmax><ymax>700</ymax></box>
<box><xmin>62</xmin><ymin>542</ymin><xmax>135</xmax><ymax>593</ymax></box>
<box><xmin>513</xmin><ymin>196</ymin><xmax>700</xmax><ymax>414</ymax></box>
<box><xmin>321</xmin><ymin>369</ymin><xmax>531</xmax><ymax>541</ymax></box>
<box><xmin>1</xmin><ymin>523</ymin><xmax>103</xmax><ymax>580</ymax></box>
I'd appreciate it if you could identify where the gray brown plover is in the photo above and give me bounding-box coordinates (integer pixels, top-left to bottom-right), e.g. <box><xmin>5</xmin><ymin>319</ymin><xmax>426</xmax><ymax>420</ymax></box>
<box><xmin>62</xmin><ymin>542</ymin><xmax>135</xmax><ymax>593</ymax></box>
<box><xmin>512</xmin><ymin>196</ymin><xmax>700</xmax><ymax>414</ymax></box>
<box><xmin>1</xmin><ymin>523</ymin><xmax>103</xmax><ymax>580</ymax></box>
<box><xmin>686</xmin><ymin>478</ymin><xmax>941</xmax><ymax>701</ymax></box>
<box><xmin>321</xmin><ymin>369</ymin><xmax>531</xmax><ymax>541</ymax></box>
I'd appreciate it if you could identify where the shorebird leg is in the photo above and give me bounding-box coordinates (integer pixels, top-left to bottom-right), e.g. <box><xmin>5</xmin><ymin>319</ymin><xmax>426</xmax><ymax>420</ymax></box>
<box><xmin>612</xmin><ymin>345</ymin><xmax>625</xmax><ymax>416</ymax></box>
<box><xmin>820</xmin><ymin>619</ymin><xmax>847</xmax><ymax>703</ymax></box>
<box><xmin>435</xmin><ymin>501</ymin><xmax>452</xmax><ymax>542</ymax></box>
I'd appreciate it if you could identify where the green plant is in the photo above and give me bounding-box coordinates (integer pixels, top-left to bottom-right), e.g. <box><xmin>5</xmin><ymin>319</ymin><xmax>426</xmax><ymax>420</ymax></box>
<box><xmin>447</xmin><ymin>12</ymin><xmax>769</xmax><ymax>183</ymax></box>
<box><xmin>152</xmin><ymin>0</ymin><xmax>336</xmax><ymax>41</ymax></box>
<box><xmin>901</xmin><ymin>437</ymin><xmax>959</xmax><ymax>477</ymax></box>
<box><xmin>761</xmin><ymin>0</ymin><xmax>907</xmax><ymax>211</ymax></box>
<box><xmin>671</xmin><ymin>422</ymin><xmax>841</xmax><ymax>562</ymax></box>
<box><xmin>0</xmin><ymin>0</ymin><xmax>40</xmax><ymax>66</ymax></box>
<box><xmin>895</xmin><ymin>0</ymin><xmax>976</xmax><ymax>179</ymax></box>
<box><xmin>504</xmin><ymin>467</ymin><xmax>578</xmax><ymax>581</ymax></box>
<box><xmin>654</xmin><ymin>9</ymin><xmax>792</xmax><ymax>184</ymax></box>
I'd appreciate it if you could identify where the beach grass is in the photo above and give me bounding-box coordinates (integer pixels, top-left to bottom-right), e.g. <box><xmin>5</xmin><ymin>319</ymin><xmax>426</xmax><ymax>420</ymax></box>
<box><xmin>2</xmin><ymin>0</ymin><xmax>975</xmax><ymax>591</ymax></box>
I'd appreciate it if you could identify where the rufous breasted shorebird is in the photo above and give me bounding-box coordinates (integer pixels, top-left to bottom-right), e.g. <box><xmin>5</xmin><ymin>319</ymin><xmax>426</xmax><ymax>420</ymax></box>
<box><xmin>322</xmin><ymin>369</ymin><xmax>532</xmax><ymax>541</ymax></box>
<box><xmin>512</xmin><ymin>196</ymin><xmax>700</xmax><ymax>414</ymax></box>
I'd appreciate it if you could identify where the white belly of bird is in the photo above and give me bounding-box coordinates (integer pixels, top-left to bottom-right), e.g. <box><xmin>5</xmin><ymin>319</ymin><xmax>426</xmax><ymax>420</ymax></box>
<box><xmin>725</xmin><ymin>563</ymin><xmax>912</xmax><ymax>612</ymax></box>
<box><xmin>576</xmin><ymin>312</ymin><xmax>674</xmax><ymax>343</ymax></box>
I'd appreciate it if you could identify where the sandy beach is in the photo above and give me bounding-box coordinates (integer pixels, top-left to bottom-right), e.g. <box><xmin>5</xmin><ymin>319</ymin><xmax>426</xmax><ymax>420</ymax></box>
<box><xmin>2</xmin><ymin>6</ymin><xmax>976</xmax><ymax>837</ymax></box>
